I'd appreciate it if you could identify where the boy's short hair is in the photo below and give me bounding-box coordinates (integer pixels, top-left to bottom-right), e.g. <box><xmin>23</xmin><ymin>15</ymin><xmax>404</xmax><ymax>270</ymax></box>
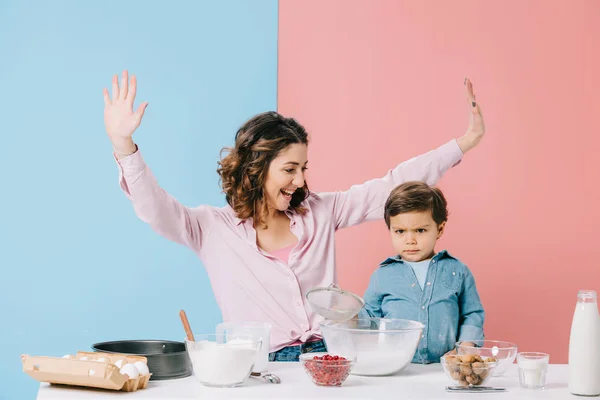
<box><xmin>384</xmin><ymin>181</ymin><xmax>448</xmax><ymax>229</ymax></box>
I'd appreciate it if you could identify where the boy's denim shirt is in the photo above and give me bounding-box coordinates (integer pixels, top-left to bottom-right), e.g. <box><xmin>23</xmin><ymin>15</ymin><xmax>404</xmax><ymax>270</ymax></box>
<box><xmin>358</xmin><ymin>250</ymin><xmax>485</xmax><ymax>364</ymax></box>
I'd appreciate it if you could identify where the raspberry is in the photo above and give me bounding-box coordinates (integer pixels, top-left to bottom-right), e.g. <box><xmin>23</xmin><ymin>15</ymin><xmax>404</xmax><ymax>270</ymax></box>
<box><xmin>303</xmin><ymin>354</ymin><xmax>352</xmax><ymax>386</ymax></box>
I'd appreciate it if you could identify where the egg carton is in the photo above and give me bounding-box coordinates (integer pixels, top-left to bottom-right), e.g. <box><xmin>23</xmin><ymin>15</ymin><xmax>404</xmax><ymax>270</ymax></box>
<box><xmin>21</xmin><ymin>351</ymin><xmax>152</xmax><ymax>392</ymax></box>
<box><xmin>77</xmin><ymin>351</ymin><xmax>152</xmax><ymax>391</ymax></box>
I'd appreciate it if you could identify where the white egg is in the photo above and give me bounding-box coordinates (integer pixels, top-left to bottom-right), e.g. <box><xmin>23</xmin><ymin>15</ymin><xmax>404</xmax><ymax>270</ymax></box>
<box><xmin>94</xmin><ymin>357</ymin><xmax>108</xmax><ymax>363</ymax></box>
<box><xmin>62</xmin><ymin>354</ymin><xmax>74</xmax><ymax>359</ymax></box>
<box><xmin>114</xmin><ymin>359</ymin><xmax>124</xmax><ymax>368</ymax></box>
<box><xmin>133</xmin><ymin>361</ymin><xmax>150</xmax><ymax>375</ymax></box>
<box><xmin>120</xmin><ymin>364</ymin><xmax>140</xmax><ymax>379</ymax></box>
<box><xmin>80</xmin><ymin>356</ymin><xmax>89</xmax><ymax>361</ymax></box>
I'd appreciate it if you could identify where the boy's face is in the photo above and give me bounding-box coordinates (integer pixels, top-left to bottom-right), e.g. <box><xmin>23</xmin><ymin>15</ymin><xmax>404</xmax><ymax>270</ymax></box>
<box><xmin>389</xmin><ymin>211</ymin><xmax>446</xmax><ymax>262</ymax></box>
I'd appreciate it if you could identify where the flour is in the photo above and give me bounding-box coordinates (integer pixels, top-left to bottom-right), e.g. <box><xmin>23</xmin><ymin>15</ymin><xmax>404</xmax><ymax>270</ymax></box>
<box><xmin>351</xmin><ymin>348</ymin><xmax>413</xmax><ymax>376</ymax></box>
<box><xmin>188</xmin><ymin>340</ymin><xmax>257</xmax><ymax>387</ymax></box>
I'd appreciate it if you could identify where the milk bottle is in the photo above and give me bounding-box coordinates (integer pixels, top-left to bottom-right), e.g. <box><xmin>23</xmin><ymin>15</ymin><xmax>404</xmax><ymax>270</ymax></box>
<box><xmin>568</xmin><ymin>289</ymin><xmax>600</xmax><ymax>396</ymax></box>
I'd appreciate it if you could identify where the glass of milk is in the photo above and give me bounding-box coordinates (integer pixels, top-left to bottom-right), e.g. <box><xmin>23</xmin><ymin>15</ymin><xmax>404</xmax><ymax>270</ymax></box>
<box><xmin>216</xmin><ymin>321</ymin><xmax>271</xmax><ymax>373</ymax></box>
<box><xmin>517</xmin><ymin>352</ymin><xmax>549</xmax><ymax>389</ymax></box>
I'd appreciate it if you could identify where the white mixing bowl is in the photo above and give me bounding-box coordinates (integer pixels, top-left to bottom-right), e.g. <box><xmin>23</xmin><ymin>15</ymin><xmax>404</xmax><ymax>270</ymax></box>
<box><xmin>320</xmin><ymin>318</ymin><xmax>424</xmax><ymax>376</ymax></box>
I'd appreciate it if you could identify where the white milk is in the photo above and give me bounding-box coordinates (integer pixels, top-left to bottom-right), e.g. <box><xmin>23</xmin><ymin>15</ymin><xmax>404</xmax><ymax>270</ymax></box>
<box><xmin>189</xmin><ymin>341</ymin><xmax>257</xmax><ymax>387</ymax></box>
<box><xmin>568</xmin><ymin>290</ymin><xmax>600</xmax><ymax>396</ymax></box>
<box><xmin>518</xmin><ymin>357</ymin><xmax>548</xmax><ymax>388</ymax></box>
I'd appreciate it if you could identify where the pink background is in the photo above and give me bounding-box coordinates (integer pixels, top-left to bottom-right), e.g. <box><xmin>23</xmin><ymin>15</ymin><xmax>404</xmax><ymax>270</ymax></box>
<box><xmin>279</xmin><ymin>0</ymin><xmax>600</xmax><ymax>363</ymax></box>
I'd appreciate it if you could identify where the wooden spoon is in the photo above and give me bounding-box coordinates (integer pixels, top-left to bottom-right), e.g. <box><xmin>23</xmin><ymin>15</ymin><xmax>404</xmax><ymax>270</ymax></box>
<box><xmin>179</xmin><ymin>310</ymin><xmax>195</xmax><ymax>342</ymax></box>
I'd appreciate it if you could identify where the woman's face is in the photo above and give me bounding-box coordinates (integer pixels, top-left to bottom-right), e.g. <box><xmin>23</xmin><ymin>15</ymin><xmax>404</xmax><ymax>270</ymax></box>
<box><xmin>264</xmin><ymin>143</ymin><xmax>308</xmax><ymax>212</ymax></box>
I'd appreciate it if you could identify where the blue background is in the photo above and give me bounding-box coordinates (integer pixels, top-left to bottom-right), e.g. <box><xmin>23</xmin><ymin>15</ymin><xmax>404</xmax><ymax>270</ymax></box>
<box><xmin>0</xmin><ymin>1</ymin><xmax>278</xmax><ymax>398</ymax></box>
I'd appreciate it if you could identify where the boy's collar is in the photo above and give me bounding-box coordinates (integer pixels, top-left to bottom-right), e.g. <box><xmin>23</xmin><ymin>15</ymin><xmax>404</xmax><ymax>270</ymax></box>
<box><xmin>379</xmin><ymin>250</ymin><xmax>456</xmax><ymax>267</ymax></box>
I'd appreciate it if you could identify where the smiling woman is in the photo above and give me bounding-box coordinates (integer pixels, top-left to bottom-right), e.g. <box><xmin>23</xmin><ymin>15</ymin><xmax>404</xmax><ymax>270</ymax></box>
<box><xmin>103</xmin><ymin>70</ymin><xmax>486</xmax><ymax>362</ymax></box>
<box><xmin>215</xmin><ymin>113</ymin><xmax>310</xmax><ymax>253</ymax></box>
<box><xmin>217</xmin><ymin>113</ymin><xmax>310</xmax><ymax>221</ymax></box>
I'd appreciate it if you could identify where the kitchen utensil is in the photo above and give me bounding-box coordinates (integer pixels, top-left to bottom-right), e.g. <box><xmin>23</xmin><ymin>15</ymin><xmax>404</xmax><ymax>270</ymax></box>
<box><xmin>91</xmin><ymin>340</ymin><xmax>192</xmax><ymax>380</ymax></box>
<box><xmin>441</xmin><ymin>354</ymin><xmax>498</xmax><ymax>387</ymax></box>
<box><xmin>299</xmin><ymin>352</ymin><xmax>356</xmax><ymax>386</ymax></box>
<box><xmin>445</xmin><ymin>386</ymin><xmax>507</xmax><ymax>392</ymax></box>
<box><xmin>250</xmin><ymin>371</ymin><xmax>281</xmax><ymax>384</ymax></box>
<box><xmin>456</xmin><ymin>340</ymin><xmax>518</xmax><ymax>376</ymax></box>
<box><xmin>216</xmin><ymin>321</ymin><xmax>271</xmax><ymax>373</ymax></box>
<box><xmin>179</xmin><ymin>310</ymin><xmax>195</xmax><ymax>342</ymax></box>
<box><xmin>306</xmin><ymin>283</ymin><xmax>364</xmax><ymax>321</ymax></box>
<box><xmin>184</xmin><ymin>333</ymin><xmax>261</xmax><ymax>388</ymax></box>
<box><xmin>319</xmin><ymin>317</ymin><xmax>424</xmax><ymax>376</ymax></box>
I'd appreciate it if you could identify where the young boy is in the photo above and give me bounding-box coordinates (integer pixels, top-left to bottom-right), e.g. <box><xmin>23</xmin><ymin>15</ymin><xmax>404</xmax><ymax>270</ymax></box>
<box><xmin>358</xmin><ymin>181</ymin><xmax>485</xmax><ymax>364</ymax></box>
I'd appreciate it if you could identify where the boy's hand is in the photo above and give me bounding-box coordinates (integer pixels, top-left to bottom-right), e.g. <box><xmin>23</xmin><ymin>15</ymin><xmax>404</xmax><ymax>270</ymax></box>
<box><xmin>444</xmin><ymin>348</ymin><xmax>457</xmax><ymax>356</ymax></box>
<box><xmin>444</xmin><ymin>341</ymin><xmax>475</xmax><ymax>357</ymax></box>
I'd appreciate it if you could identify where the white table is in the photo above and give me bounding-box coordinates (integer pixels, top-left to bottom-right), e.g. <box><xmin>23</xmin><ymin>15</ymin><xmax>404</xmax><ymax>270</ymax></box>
<box><xmin>37</xmin><ymin>363</ymin><xmax>574</xmax><ymax>399</ymax></box>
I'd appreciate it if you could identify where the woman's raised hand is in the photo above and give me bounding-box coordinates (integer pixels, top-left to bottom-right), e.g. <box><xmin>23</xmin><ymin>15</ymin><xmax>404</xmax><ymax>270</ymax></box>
<box><xmin>103</xmin><ymin>70</ymin><xmax>148</xmax><ymax>155</ymax></box>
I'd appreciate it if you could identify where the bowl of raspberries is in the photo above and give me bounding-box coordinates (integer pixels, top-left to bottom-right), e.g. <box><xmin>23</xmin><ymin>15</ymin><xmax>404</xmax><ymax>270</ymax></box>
<box><xmin>299</xmin><ymin>352</ymin><xmax>356</xmax><ymax>386</ymax></box>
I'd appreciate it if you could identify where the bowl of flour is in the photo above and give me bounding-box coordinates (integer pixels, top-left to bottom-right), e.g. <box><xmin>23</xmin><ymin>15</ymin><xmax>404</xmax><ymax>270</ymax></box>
<box><xmin>185</xmin><ymin>334</ymin><xmax>262</xmax><ymax>388</ymax></box>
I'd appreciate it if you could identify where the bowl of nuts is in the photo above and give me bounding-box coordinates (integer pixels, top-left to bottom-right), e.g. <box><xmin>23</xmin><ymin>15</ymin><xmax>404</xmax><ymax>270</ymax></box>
<box><xmin>456</xmin><ymin>340</ymin><xmax>517</xmax><ymax>376</ymax></box>
<box><xmin>441</xmin><ymin>354</ymin><xmax>498</xmax><ymax>387</ymax></box>
<box><xmin>299</xmin><ymin>352</ymin><xmax>356</xmax><ymax>386</ymax></box>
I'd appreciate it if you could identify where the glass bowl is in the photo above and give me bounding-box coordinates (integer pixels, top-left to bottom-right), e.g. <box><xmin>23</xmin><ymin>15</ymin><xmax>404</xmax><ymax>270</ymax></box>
<box><xmin>455</xmin><ymin>340</ymin><xmax>517</xmax><ymax>376</ymax></box>
<box><xmin>299</xmin><ymin>352</ymin><xmax>356</xmax><ymax>386</ymax></box>
<box><xmin>319</xmin><ymin>318</ymin><xmax>424</xmax><ymax>376</ymax></box>
<box><xmin>184</xmin><ymin>333</ymin><xmax>261</xmax><ymax>388</ymax></box>
<box><xmin>441</xmin><ymin>354</ymin><xmax>498</xmax><ymax>387</ymax></box>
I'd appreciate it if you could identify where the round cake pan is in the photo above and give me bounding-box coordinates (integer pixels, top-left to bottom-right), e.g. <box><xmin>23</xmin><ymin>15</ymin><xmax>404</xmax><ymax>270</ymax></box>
<box><xmin>91</xmin><ymin>339</ymin><xmax>192</xmax><ymax>380</ymax></box>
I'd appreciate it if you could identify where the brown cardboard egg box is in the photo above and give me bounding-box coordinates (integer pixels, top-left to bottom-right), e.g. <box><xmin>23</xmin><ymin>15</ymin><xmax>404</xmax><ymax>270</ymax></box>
<box><xmin>21</xmin><ymin>351</ymin><xmax>152</xmax><ymax>392</ymax></box>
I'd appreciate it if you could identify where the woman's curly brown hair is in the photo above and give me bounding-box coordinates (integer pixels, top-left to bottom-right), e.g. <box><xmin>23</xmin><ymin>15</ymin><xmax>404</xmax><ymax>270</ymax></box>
<box><xmin>217</xmin><ymin>111</ymin><xmax>310</xmax><ymax>228</ymax></box>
